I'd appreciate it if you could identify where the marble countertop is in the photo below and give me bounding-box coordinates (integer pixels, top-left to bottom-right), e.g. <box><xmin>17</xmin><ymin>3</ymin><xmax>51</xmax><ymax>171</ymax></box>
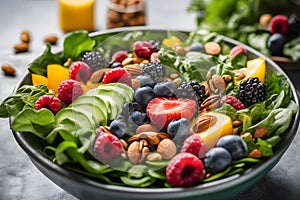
<box><xmin>0</xmin><ymin>0</ymin><xmax>300</xmax><ymax>199</ymax></box>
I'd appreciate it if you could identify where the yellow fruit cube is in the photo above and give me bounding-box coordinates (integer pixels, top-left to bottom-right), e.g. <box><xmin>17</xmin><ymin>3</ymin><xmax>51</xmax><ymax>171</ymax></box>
<box><xmin>162</xmin><ymin>36</ymin><xmax>181</xmax><ymax>49</ymax></box>
<box><xmin>31</xmin><ymin>73</ymin><xmax>48</xmax><ymax>86</ymax></box>
<box><xmin>245</xmin><ymin>57</ymin><xmax>266</xmax><ymax>82</ymax></box>
<box><xmin>47</xmin><ymin>64</ymin><xmax>69</xmax><ymax>93</ymax></box>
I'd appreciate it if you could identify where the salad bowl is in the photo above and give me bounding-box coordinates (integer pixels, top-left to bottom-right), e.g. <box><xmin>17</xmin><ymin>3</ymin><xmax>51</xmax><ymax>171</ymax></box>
<box><xmin>7</xmin><ymin>27</ymin><xmax>300</xmax><ymax>200</ymax></box>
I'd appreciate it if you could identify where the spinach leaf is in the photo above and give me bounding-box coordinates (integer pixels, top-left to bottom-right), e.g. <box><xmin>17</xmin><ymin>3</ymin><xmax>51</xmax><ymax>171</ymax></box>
<box><xmin>63</xmin><ymin>31</ymin><xmax>96</xmax><ymax>61</ymax></box>
<box><xmin>11</xmin><ymin>108</ymin><xmax>55</xmax><ymax>138</ymax></box>
<box><xmin>0</xmin><ymin>85</ymin><xmax>48</xmax><ymax>118</ymax></box>
<box><xmin>284</xmin><ymin>36</ymin><xmax>300</xmax><ymax>61</ymax></box>
<box><xmin>28</xmin><ymin>44</ymin><xmax>62</xmax><ymax>76</ymax></box>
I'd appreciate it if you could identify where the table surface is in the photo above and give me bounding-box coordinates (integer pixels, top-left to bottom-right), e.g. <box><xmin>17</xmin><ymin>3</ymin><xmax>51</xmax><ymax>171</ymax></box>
<box><xmin>1</xmin><ymin>0</ymin><xmax>300</xmax><ymax>199</ymax></box>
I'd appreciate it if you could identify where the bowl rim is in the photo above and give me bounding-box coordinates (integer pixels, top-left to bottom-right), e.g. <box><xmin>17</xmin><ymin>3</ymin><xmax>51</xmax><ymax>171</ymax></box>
<box><xmin>11</xmin><ymin>26</ymin><xmax>300</xmax><ymax>198</ymax></box>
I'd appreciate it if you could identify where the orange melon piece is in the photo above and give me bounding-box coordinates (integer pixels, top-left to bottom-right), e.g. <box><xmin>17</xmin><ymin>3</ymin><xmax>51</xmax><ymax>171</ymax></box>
<box><xmin>47</xmin><ymin>64</ymin><xmax>69</xmax><ymax>93</ymax></box>
<box><xmin>31</xmin><ymin>74</ymin><xmax>48</xmax><ymax>86</ymax></box>
<box><xmin>245</xmin><ymin>57</ymin><xmax>266</xmax><ymax>82</ymax></box>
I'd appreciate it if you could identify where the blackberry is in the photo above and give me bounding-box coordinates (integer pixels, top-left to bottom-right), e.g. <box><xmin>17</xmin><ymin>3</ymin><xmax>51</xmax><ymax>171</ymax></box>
<box><xmin>238</xmin><ymin>77</ymin><xmax>266</xmax><ymax>107</ymax></box>
<box><xmin>82</xmin><ymin>51</ymin><xmax>108</xmax><ymax>71</ymax></box>
<box><xmin>148</xmin><ymin>40</ymin><xmax>160</xmax><ymax>52</ymax></box>
<box><xmin>177</xmin><ymin>81</ymin><xmax>206</xmax><ymax>106</ymax></box>
<box><xmin>142</xmin><ymin>62</ymin><xmax>166</xmax><ymax>83</ymax></box>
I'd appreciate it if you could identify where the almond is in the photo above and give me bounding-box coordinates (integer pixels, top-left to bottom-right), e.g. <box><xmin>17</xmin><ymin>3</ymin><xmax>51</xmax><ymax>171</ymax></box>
<box><xmin>254</xmin><ymin>127</ymin><xmax>268</xmax><ymax>138</ymax></box>
<box><xmin>14</xmin><ymin>42</ymin><xmax>29</xmax><ymax>52</ymax></box>
<box><xmin>157</xmin><ymin>139</ymin><xmax>177</xmax><ymax>160</ymax></box>
<box><xmin>44</xmin><ymin>34</ymin><xmax>58</xmax><ymax>45</ymax></box>
<box><xmin>211</xmin><ymin>74</ymin><xmax>226</xmax><ymax>92</ymax></box>
<box><xmin>1</xmin><ymin>64</ymin><xmax>16</xmax><ymax>76</ymax></box>
<box><xmin>20</xmin><ymin>30</ymin><xmax>31</xmax><ymax>43</ymax></box>
<box><xmin>248</xmin><ymin>149</ymin><xmax>262</xmax><ymax>158</ymax></box>
<box><xmin>204</xmin><ymin>42</ymin><xmax>221</xmax><ymax>56</ymax></box>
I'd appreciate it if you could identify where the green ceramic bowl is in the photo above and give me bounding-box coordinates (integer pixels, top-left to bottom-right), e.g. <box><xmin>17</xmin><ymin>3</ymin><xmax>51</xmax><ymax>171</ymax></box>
<box><xmin>11</xmin><ymin>27</ymin><xmax>299</xmax><ymax>200</ymax></box>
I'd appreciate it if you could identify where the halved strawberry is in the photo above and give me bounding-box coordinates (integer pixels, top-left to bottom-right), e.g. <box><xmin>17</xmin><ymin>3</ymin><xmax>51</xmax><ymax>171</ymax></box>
<box><xmin>102</xmin><ymin>67</ymin><xmax>132</xmax><ymax>86</ymax></box>
<box><xmin>146</xmin><ymin>97</ymin><xmax>197</xmax><ymax>130</ymax></box>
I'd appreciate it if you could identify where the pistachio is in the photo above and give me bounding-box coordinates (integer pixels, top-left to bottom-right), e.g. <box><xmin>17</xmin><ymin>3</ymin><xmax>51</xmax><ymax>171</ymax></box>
<box><xmin>222</xmin><ymin>74</ymin><xmax>232</xmax><ymax>83</ymax></box>
<box><xmin>233</xmin><ymin>69</ymin><xmax>246</xmax><ymax>80</ymax></box>
<box><xmin>157</xmin><ymin>139</ymin><xmax>177</xmax><ymax>160</ymax></box>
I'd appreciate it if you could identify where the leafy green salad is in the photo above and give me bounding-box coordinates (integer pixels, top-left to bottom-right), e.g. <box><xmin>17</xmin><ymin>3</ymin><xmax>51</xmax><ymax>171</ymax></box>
<box><xmin>0</xmin><ymin>29</ymin><xmax>298</xmax><ymax>188</ymax></box>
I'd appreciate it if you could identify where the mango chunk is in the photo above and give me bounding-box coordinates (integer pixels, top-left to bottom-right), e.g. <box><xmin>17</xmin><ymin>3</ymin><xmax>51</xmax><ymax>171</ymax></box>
<box><xmin>245</xmin><ymin>57</ymin><xmax>266</xmax><ymax>82</ymax></box>
<box><xmin>162</xmin><ymin>36</ymin><xmax>181</xmax><ymax>49</ymax></box>
<box><xmin>31</xmin><ymin>73</ymin><xmax>48</xmax><ymax>86</ymax></box>
<box><xmin>47</xmin><ymin>64</ymin><xmax>69</xmax><ymax>93</ymax></box>
<box><xmin>191</xmin><ymin>112</ymin><xmax>233</xmax><ymax>150</ymax></box>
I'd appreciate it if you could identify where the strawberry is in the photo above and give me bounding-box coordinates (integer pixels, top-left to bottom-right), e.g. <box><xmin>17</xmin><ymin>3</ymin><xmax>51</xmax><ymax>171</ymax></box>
<box><xmin>102</xmin><ymin>67</ymin><xmax>132</xmax><ymax>86</ymax></box>
<box><xmin>146</xmin><ymin>97</ymin><xmax>196</xmax><ymax>130</ymax></box>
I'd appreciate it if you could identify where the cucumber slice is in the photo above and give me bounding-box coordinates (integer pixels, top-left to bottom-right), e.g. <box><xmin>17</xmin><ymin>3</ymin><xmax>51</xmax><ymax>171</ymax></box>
<box><xmin>71</xmin><ymin>103</ymin><xmax>107</xmax><ymax>126</ymax></box>
<box><xmin>73</xmin><ymin>95</ymin><xmax>108</xmax><ymax>123</ymax></box>
<box><xmin>56</xmin><ymin>108</ymin><xmax>95</xmax><ymax>130</ymax></box>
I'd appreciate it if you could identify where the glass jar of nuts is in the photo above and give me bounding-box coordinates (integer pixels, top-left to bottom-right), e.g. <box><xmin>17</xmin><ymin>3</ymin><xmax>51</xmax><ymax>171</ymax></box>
<box><xmin>106</xmin><ymin>0</ymin><xmax>147</xmax><ymax>29</ymax></box>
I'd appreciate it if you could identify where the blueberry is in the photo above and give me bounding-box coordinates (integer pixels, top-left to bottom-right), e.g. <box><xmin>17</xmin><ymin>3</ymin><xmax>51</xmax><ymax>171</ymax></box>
<box><xmin>267</xmin><ymin>33</ymin><xmax>287</xmax><ymax>56</ymax></box>
<box><xmin>136</xmin><ymin>75</ymin><xmax>156</xmax><ymax>88</ymax></box>
<box><xmin>134</xmin><ymin>86</ymin><xmax>155</xmax><ymax>108</ymax></box>
<box><xmin>216</xmin><ymin>135</ymin><xmax>248</xmax><ymax>160</ymax></box>
<box><xmin>130</xmin><ymin>111</ymin><xmax>149</xmax><ymax>126</ymax></box>
<box><xmin>167</xmin><ymin>118</ymin><xmax>190</xmax><ymax>144</ymax></box>
<box><xmin>153</xmin><ymin>81</ymin><xmax>177</xmax><ymax>97</ymax></box>
<box><xmin>189</xmin><ymin>42</ymin><xmax>206</xmax><ymax>53</ymax></box>
<box><xmin>108</xmin><ymin>61</ymin><xmax>122</xmax><ymax>68</ymax></box>
<box><xmin>204</xmin><ymin>147</ymin><xmax>232</xmax><ymax>173</ymax></box>
<box><xmin>109</xmin><ymin>116</ymin><xmax>129</xmax><ymax>139</ymax></box>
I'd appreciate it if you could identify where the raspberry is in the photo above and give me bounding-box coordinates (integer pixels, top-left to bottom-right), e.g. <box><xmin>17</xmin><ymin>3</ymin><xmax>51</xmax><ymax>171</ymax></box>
<box><xmin>102</xmin><ymin>67</ymin><xmax>132</xmax><ymax>86</ymax></box>
<box><xmin>34</xmin><ymin>95</ymin><xmax>61</xmax><ymax>115</ymax></box>
<box><xmin>69</xmin><ymin>61</ymin><xmax>92</xmax><ymax>83</ymax></box>
<box><xmin>58</xmin><ymin>79</ymin><xmax>84</xmax><ymax>105</ymax></box>
<box><xmin>112</xmin><ymin>50</ymin><xmax>128</xmax><ymax>63</ymax></box>
<box><xmin>166</xmin><ymin>152</ymin><xmax>205</xmax><ymax>187</ymax></box>
<box><xmin>133</xmin><ymin>41</ymin><xmax>153</xmax><ymax>58</ymax></box>
<box><xmin>93</xmin><ymin>131</ymin><xmax>123</xmax><ymax>163</ymax></box>
<box><xmin>180</xmin><ymin>134</ymin><xmax>208</xmax><ymax>159</ymax></box>
<box><xmin>221</xmin><ymin>95</ymin><xmax>245</xmax><ymax>110</ymax></box>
